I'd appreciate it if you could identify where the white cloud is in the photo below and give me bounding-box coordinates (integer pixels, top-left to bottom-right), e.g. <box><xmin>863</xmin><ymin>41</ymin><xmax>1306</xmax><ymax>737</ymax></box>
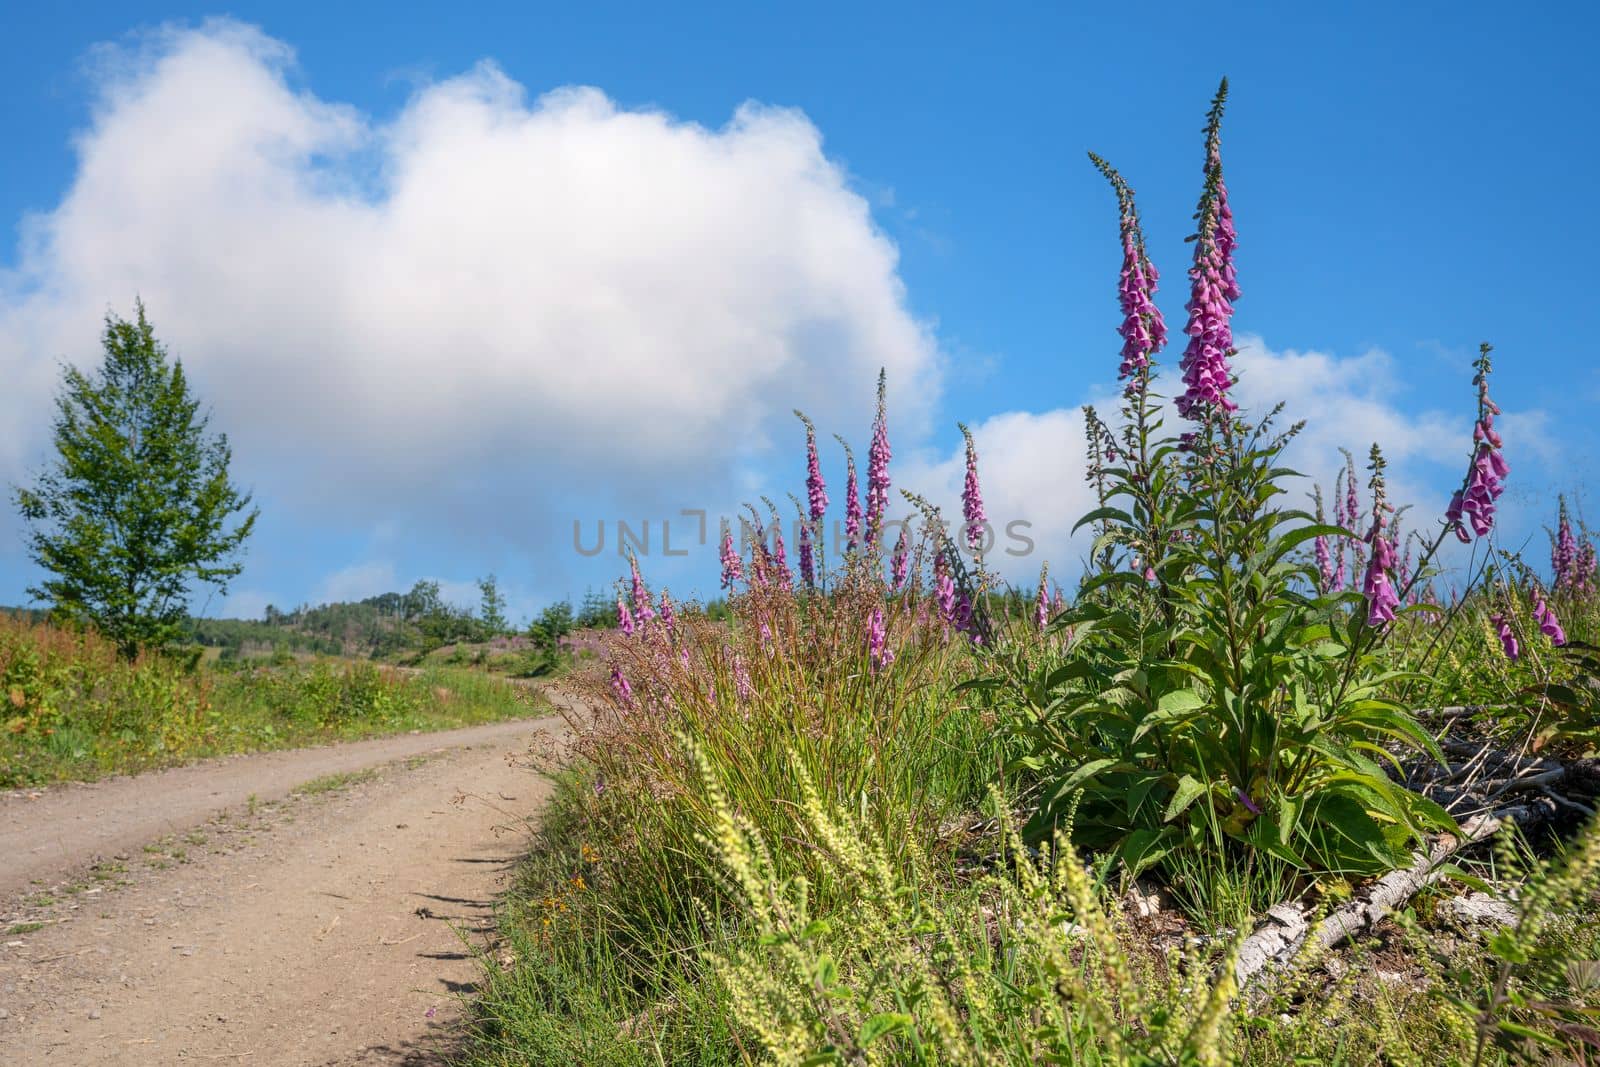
<box><xmin>0</xmin><ymin>20</ymin><xmax>938</xmax><ymax>569</ymax></box>
<box><xmin>313</xmin><ymin>560</ymin><xmax>396</xmax><ymax>605</ymax></box>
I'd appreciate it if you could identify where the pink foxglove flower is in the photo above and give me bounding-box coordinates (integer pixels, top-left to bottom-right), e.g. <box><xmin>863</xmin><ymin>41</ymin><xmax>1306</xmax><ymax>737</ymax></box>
<box><xmin>1491</xmin><ymin>612</ymin><xmax>1520</xmax><ymax>662</ymax></box>
<box><xmin>615</xmin><ymin>593</ymin><xmax>635</xmax><ymax>637</ymax></box>
<box><xmin>958</xmin><ymin>423</ymin><xmax>987</xmax><ymax>554</ymax></box>
<box><xmin>1177</xmin><ymin>82</ymin><xmax>1240</xmax><ymax>422</ymax></box>
<box><xmin>629</xmin><ymin>555</ymin><xmax>654</xmax><ymax>625</ymax></box>
<box><xmin>1091</xmin><ymin>154</ymin><xmax>1168</xmax><ymax>395</ymax></box>
<box><xmin>1534</xmin><ymin>597</ymin><xmax>1567</xmax><ymax>646</ymax></box>
<box><xmin>933</xmin><ymin>550</ymin><xmax>956</xmax><ymax>631</ymax></box>
<box><xmin>1361</xmin><ymin>448</ymin><xmax>1399</xmax><ymax>627</ymax></box>
<box><xmin>769</xmin><ymin>516</ymin><xmax>793</xmax><ymax>591</ymax></box>
<box><xmin>1033</xmin><ymin>563</ymin><xmax>1050</xmax><ymax>631</ymax></box>
<box><xmin>795</xmin><ymin>411</ymin><xmax>829</xmax><ymax>521</ymax></box>
<box><xmin>797</xmin><ymin>520</ymin><xmax>815</xmax><ymax>588</ymax></box>
<box><xmin>1553</xmin><ymin>498</ymin><xmax>1579</xmax><ymax>591</ymax></box>
<box><xmin>733</xmin><ymin>652</ymin><xmax>752</xmax><ymax>704</ymax></box>
<box><xmin>1458</xmin><ymin>347</ymin><xmax>1507</xmax><ymax>539</ymax></box>
<box><xmin>658</xmin><ymin>591</ymin><xmax>676</xmax><ymax>638</ymax></box>
<box><xmin>890</xmin><ymin>524</ymin><xmax>909</xmax><ymax>591</ymax></box>
<box><xmin>865</xmin><ymin>605</ymin><xmax>894</xmax><ymax>672</ymax></box>
<box><xmin>836</xmin><ymin>436</ymin><xmax>861</xmax><ymax>553</ymax></box>
<box><xmin>610</xmin><ymin>663</ymin><xmax>633</xmax><ymax>708</ymax></box>
<box><xmin>720</xmin><ymin>528</ymin><xmax>743</xmax><ymax>590</ymax></box>
<box><xmin>865</xmin><ymin>371</ymin><xmax>892</xmax><ymax>546</ymax></box>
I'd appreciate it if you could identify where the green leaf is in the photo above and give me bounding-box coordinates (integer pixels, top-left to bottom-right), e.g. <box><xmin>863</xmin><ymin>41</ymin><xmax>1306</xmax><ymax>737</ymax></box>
<box><xmin>1163</xmin><ymin>775</ymin><xmax>1206</xmax><ymax>822</ymax></box>
<box><xmin>859</xmin><ymin>1013</ymin><xmax>913</xmax><ymax>1044</ymax></box>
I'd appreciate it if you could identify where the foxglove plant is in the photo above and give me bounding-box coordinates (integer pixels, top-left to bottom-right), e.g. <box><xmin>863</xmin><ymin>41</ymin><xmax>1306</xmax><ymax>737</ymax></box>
<box><xmin>959</xmin><ymin>423</ymin><xmax>986</xmax><ymax>555</ymax></box>
<box><xmin>789</xmin><ymin>495</ymin><xmax>816</xmax><ymax>589</ymax></box>
<box><xmin>865</xmin><ymin>605</ymin><xmax>893</xmax><ymax>672</ymax></box>
<box><xmin>1033</xmin><ymin>563</ymin><xmax>1050</xmax><ymax>631</ymax></box>
<box><xmin>1491</xmin><ymin>611</ymin><xmax>1520</xmax><ymax>662</ymax></box>
<box><xmin>1533</xmin><ymin>594</ymin><xmax>1567</xmax><ymax>646</ymax></box>
<box><xmin>1176</xmin><ymin>80</ymin><xmax>1240</xmax><ymax>423</ymax></box>
<box><xmin>865</xmin><ymin>370</ymin><xmax>892</xmax><ymax>547</ymax></box>
<box><xmin>764</xmin><ymin>500</ymin><xmax>793</xmax><ymax>591</ymax></box>
<box><xmin>1553</xmin><ymin>497</ymin><xmax>1579</xmax><ymax>591</ymax></box>
<box><xmin>1089</xmin><ymin>152</ymin><xmax>1167</xmax><ymax>395</ymax></box>
<box><xmin>836</xmin><ymin>435</ymin><xmax>862</xmax><ymax>554</ymax></box>
<box><xmin>889</xmin><ymin>523</ymin><xmax>909</xmax><ymax>591</ymax></box>
<box><xmin>795</xmin><ymin>411</ymin><xmax>828</xmax><ymax>522</ymax></box>
<box><xmin>609</xmin><ymin>663</ymin><xmax>634</xmax><ymax>708</ymax></box>
<box><xmin>1312</xmin><ymin>487</ymin><xmax>1336</xmax><ymax>594</ymax></box>
<box><xmin>629</xmin><ymin>553</ymin><xmax>655</xmax><ymax>626</ymax></box>
<box><xmin>1361</xmin><ymin>447</ymin><xmax>1400</xmax><ymax>626</ymax></box>
<box><xmin>933</xmin><ymin>549</ymin><xmax>956</xmax><ymax>631</ymax></box>
<box><xmin>720</xmin><ymin>527</ymin><xmax>743</xmax><ymax>590</ymax></box>
<box><xmin>616</xmin><ymin>592</ymin><xmax>636</xmax><ymax>637</ymax></box>
<box><xmin>1460</xmin><ymin>346</ymin><xmax>1508</xmax><ymax>539</ymax></box>
<box><xmin>658</xmin><ymin>590</ymin><xmax>677</xmax><ymax>639</ymax></box>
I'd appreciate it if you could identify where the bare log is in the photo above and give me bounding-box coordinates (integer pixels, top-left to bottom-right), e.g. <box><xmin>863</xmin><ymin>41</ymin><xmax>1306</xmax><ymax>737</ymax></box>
<box><xmin>1235</xmin><ymin>798</ymin><xmax>1555</xmax><ymax>989</ymax></box>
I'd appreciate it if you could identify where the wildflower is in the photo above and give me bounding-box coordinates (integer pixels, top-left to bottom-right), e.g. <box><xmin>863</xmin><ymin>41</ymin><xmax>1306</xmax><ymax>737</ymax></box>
<box><xmin>1458</xmin><ymin>346</ymin><xmax>1507</xmax><ymax>539</ymax></box>
<box><xmin>629</xmin><ymin>554</ymin><xmax>654</xmax><ymax>625</ymax></box>
<box><xmin>615</xmin><ymin>593</ymin><xmax>635</xmax><ymax>637</ymax></box>
<box><xmin>795</xmin><ymin>410</ymin><xmax>828</xmax><ymax>521</ymax></box>
<box><xmin>1444</xmin><ymin>490</ymin><xmax>1470</xmax><ymax>544</ymax></box>
<box><xmin>933</xmin><ymin>550</ymin><xmax>956</xmax><ymax>630</ymax></box>
<box><xmin>1033</xmin><ymin>563</ymin><xmax>1050</xmax><ymax>631</ymax></box>
<box><xmin>1361</xmin><ymin>446</ymin><xmax>1399</xmax><ymax>627</ymax></box>
<box><xmin>1232</xmin><ymin>786</ymin><xmax>1262</xmax><ymax>816</ymax></box>
<box><xmin>1313</xmin><ymin>487</ymin><xmax>1336</xmax><ymax>593</ymax></box>
<box><xmin>1090</xmin><ymin>152</ymin><xmax>1167</xmax><ymax>394</ymax></box>
<box><xmin>890</xmin><ymin>524</ymin><xmax>909</xmax><ymax>591</ymax></box>
<box><xmin>769</xmin><ymin>514</ymin><xmax>793</xmax><ymax>591</ymax></box>
<box><xmin>1052</xmin><ymin>585</ymin><xmax>1065</xmax><ymax>616</ymax></box>
<box><xmin>1176</xmin><ymin>81</ymin><xmax>1240</xmax><ymax>422</ymax></box>
<box><xmin>865</xmin><ymin>371</ymin><xmax>892</xmax><ymax>546</ymax></box>
<box><xmin>865</xmin><ymin>605</ymin><xmax>894</xmax><ymax>671</ymax></box>
<box><xmin>1553</xmin><ymin>497</ymin><xmax>1579</xmax><ymax>590</ymax></box>
<box><xmin>797</xmin><ymin>519</ymin><xmax>815</xmax><ymax>588</ymax></box>
<box><xmin>836</xmin><ymin>436</ymin><xmax>861</xmax><ymax>553</ymax></box>
<box><xmin>959</xmin><ymin>423</ymin><xmax>987</xmax><ymax>554</ymax></box>
<box><xmin>719</xmin><ymin>527</ymin><xmax>743</xmax><ymax>589</ymax></box>
<box><xmin>658</xmin><ymin>591</ymin><xmax>676</xmax><ymax>638</ymax></box>
<box><xmin>610</xmin><ymin>663</ymin><xmax>634</xmax><ymax>707</ymax></box>
<box><xmin>733</xmin><ymin>652</ymin><xmax>752</xmax><ymax>704</ymax></box>
<box><xmin>1534</xmin><ymin>597</ymin><xmax>1567</xmax><ymax>646</ymax></box>
<box><xmin>1491</xmin><ymin>612</ymin><xmax>1520</xmax><ymax>662</ymax></box>
<box><xmin>1578</xmin><ymin>540</ymin><xmax>1598</xmax><ymax>596</ymax></box>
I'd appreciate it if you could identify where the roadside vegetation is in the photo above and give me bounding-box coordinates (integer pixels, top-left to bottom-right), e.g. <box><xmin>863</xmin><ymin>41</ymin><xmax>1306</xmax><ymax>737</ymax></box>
<box><xmin>0</xmin><ymin>610</ymin><xmax>540</xmax><ymax>787</ymax></box>
<box><xmin>466</xmin><ymin>82</ymin><xmax>1600</xmax><ymax>1065</ymax></box>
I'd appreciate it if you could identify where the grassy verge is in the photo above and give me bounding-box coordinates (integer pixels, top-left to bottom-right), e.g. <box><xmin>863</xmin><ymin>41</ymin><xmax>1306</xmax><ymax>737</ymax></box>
<box><xmin>0</xmin><ymin>613</ymin><xmax>545</xmax><ymax>787</ymax></box>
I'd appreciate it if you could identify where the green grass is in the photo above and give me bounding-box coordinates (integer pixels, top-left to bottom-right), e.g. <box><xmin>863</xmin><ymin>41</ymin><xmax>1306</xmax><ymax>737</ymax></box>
<box><xmin>0</xmin><ymin>614</ymin><xmax>547</xmax><ymax>787</ymax></box>
<box><xmin>292</xmin><ymin>767</ymin><xmax>380</xmax><ymax>796</ymax></box>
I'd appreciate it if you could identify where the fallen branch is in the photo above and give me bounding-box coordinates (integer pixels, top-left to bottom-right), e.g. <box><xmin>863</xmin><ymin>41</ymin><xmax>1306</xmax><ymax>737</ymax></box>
<box><xmin>1235</xmin><ymin>798</ymin><xmax>1555</xmax><ymax>989</ymax></box>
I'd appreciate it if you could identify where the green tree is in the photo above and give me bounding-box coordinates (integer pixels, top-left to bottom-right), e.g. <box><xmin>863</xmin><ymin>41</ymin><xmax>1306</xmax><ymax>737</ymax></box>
<box><xmin>13</xmin><ymin>302</ymin><xmax>258</xmax><ymax>658</ymax></box>
<box><xmin>477</xmin><ymin>574</ymin><xmax>509</xmax><ymax>636</ymax></box>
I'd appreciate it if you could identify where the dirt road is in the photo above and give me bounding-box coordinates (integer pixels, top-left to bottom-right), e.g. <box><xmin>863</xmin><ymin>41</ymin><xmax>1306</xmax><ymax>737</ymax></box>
<box><xmin>0</xmin><ymin>716</ymin><xmax>564</xmax><ymax>1065</ymax></box>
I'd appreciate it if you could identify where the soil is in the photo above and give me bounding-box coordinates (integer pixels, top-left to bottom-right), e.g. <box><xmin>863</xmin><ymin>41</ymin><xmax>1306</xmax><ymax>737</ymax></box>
<box><xmin>0</xmin><ymin>715</ymin><xmax>564</xmax><ymax>1065</ymax></box>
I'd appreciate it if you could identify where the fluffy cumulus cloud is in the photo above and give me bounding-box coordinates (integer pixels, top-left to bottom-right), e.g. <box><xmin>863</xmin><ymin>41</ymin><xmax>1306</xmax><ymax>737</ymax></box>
<box><xmin>0</xmin><ymin>20</ymin><xmax>938</xmax><ymax>577</ymax></box>
<box><xmin>891</xmin><ymin>335</ymin><xmax>1549</xmax><ymax>586</ymax></box>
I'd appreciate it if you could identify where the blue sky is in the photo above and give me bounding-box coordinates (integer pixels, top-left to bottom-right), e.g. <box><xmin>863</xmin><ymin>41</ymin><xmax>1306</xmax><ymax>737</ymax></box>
<box><xmin>2</xmin><ymin>2</ymin><xmax>1596</xmax><ymax>622</ymax></box>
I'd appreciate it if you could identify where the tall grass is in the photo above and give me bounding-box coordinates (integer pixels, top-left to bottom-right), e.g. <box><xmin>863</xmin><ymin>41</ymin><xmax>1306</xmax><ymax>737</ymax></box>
<box><xmin>0</xmin><ymin>611</ymin><xmax>539</xmax><ymax>786</ymax></box>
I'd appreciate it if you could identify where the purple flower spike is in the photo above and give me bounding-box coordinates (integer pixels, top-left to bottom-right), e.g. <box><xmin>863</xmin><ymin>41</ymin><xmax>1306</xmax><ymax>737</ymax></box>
<box><xmin>616</xmin><ymin>593</ymin><xmax>635</xmax><ymax>637</ymax></box>
<box><xmin>796</xmin><ymin>411</ymin><xmax>829</xmax><ymax>522</ymax></box>
<box><xmin>1233</xmin><ymin>787</ymin><xmax>1262</xmax><ymax>816</ymax></box>
<box><xmin>610</xmin><ymin>663</ymin><xmax>634</xmax><ymax>708</ymax></box>
<box><xmin>1033</xmin><ymin>564</ymin><xmax>1050</xmax><ymax>632</ymax></box>
<box><xmin>629</xmin><ymin>555</ymin><xmax>654</xmax><ymax>625</ymax></box>
<box><xmin>959</xmin><ymin>424</ymin><xmax>987</xmax><ymax>554</ymax></box>
<box><xmin>836</xmin><ymin>436</ymin><xmax>862</xmax><ymax>553</ymax></box>
<box><xmin>719</xmin><ymin>528</ymin><xmax>743</xmax><ymax>590</ymax></box>
<box><xmin>1091</xmin><ymin>153</ymin><xmax>1168</xmax><ymax>397</ymax></box>
<box><xmin>865</xmin><ymin>371</ymin><xmax>892</xmax><ymax>547</ymax></box>
<box><xmin>1361</xmin><ymin>448</ymin><xmax>1399</xmax><ymax>627</ymax></box>
<box><xmin>659</xmin><ymin>591</ymin><xmax>677</xmax><ymax>638</ymax></box>
<box><xmin>797</xmin><ymin>519</ymin><xmax>815</xmax><ymax>588</ymax></box>
<box><xmin>890</xmin><ymin>524</ymin><xmax>909</xmax><ymax>591</ymax></box>
<box><xmin>1491</xmin><ymin>612</ymin><xmax>1520</xmax><ymax>662</ymax></box>
<box><xmin>1534</xmin><ymin>597</ymin><xmax>1567</xmax><ymax>646</ymax></box>
<box><xmin>1457</xmin><ymin>347</ymin><xmax>1508</xmax><ymax>541</ymax></box>
<box><xmin>769</xmin><ymin>517</ymin><xmax>792</xmax><ymax>591</ymax></box>
<box><xmin>933</xmin><ymin>551</ymin><xmax>956</xmax><ymax>631</ymax></box>
<box><xmin>1176</xmin><ymin>82</ymin><xmax>1240</xmax><ymax>423</ymax></box>
<box><xmin>1553</xmin><ymin>498</ymin><xmax>1579</xmax><ymax>591</ymax></box>
<box><xmin>865</xmin><ymin>605</ymin><xmax>894</xmax><ymax>672</ymax></box>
